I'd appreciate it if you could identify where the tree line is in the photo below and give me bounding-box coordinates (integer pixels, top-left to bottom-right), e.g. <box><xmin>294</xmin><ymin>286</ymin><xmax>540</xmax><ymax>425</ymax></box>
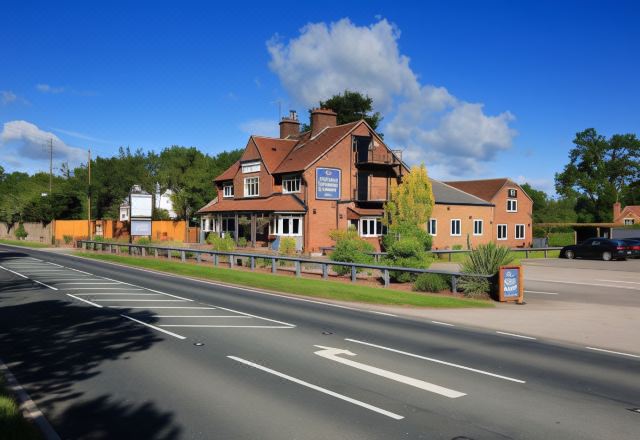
<box><xmin>0</xmin><ymin>146</ymin><xmax>242</xmax><ymax>224</ymax></box>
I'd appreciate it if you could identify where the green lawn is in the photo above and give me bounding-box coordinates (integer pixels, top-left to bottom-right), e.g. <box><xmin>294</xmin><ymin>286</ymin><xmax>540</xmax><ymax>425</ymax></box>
<box><xmin>0</xmin><ymin>376</ymin><xmax>41</xmax><ymax>440</ymax></box>
<box><xmin>75</xmin><ymin>252</ymin><xmax>493</xmax><ymax>308</ymax></box>
<box><xmin>436</xmin><ymin>250</ymin><xmax>560</xmax><ymax>265</ymax></box>
<box><xmin>0</xmin><ymin>239</ymin><xmax>51</xmax><ymax>248</ymax></box>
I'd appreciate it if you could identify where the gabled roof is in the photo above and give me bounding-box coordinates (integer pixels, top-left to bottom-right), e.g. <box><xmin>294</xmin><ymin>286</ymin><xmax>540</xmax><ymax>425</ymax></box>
<box><xmin>619</xmin><ymin>206</ymin><xmax>640</xmax><ymax>219</ymax></box>
<box><xmin>214</xmin><ymin>160</ymin><xmax>240</xmax><ymax>182</ymax></box>
<box><xmin>251</xmin><ymin>136</ymin><xmax>298</xmax><ymax>173</ymax></box>
<box><xmin>430</xmin><ymin>179</ymin><xmax>494</xmax><ymax>206</ymax></box>
<box><xmin>444</xmin><ymin>178</ymin><xmax>531</xmax><ymax>203</ymax></box>
<box><xmin>196</xmin><ymin>193</ymin><xmax>306</xmax><ymax>214</ymax></box>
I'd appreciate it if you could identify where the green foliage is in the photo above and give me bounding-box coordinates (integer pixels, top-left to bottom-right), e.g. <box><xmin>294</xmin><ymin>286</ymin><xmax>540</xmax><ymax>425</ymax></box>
<box><xmin>521</xmin><ymin>183</ymin><xmax>577</xmax><ymax>224</ymax></box>
<box><xmin>383</xmin><ymin>236</ymin><xmax>431</xmax><ymax>283</ymax></box>
<box><xmin>459</xmin><ymin>243</ymin><xmax>514</xmax><ymax>298</ymax></box>
<box><xmin>555</xmin><ymin>128</ymin><xmax>640</xmax><ymax>222</ymax></box>
<box><xmin>237</xmin><ymin>237</ymin><xmax>248</xmax><ymax>247</ymax></box>
<box><xmin>452</xmin><ymin>244</ymin><xmax>463</xmax><ymax>250</ymax></box>
<box><xmin>136</xmin><ymin>237</ymin><xmax>152</xmax><ymax>246</ymax></box>
<box><xmin>63</xmin><ymin>234</ymin><xmax>73</xmax><ymax>244</ymax></box>
<box><xmin>302</xmin><ymin>90</ymin><xmax>383</xmax><ymax>134</ymax></box>
<box><xmin>413</xmin><ymin>273</ymin><xmax>450</xmax><ymax>293</ymax></box>
<box><xmin>152</xmin><ymin>208</ymin><xmax>171</xmax><ymax>220</ymax></box>
<box><xmin>14</xmin><ymin>223</ymin><xmax>27</xmax><ymax>240</ymax></box>
<box><xmin>384</xmin><ymin>164</ymin><xmax>434</xmax><ymax>229</ymax></box>
<box><xmin>207</xmin><ymin>234</ymin><xmax>236</xmax><ymax>252</ymax></box>
<box><xmin>329</xmin><ymin>228</ymin><xmax>375</xmax><ymax>276</ymax></box>
<box><xmin>279</xmin><ymin>237</ymin><xmax>297</xmax><ymax>256</ymax></box>
<box><xmin>548</xmin><ymin>232</ymin><xmax>575</xmax><ymax>247</ymax></box>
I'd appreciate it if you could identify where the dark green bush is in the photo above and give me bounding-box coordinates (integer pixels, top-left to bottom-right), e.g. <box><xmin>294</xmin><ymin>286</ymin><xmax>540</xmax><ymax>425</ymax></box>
<box><xmin>413</xmin><ymin>273</ymin><xmax>450</xmax><ymax>292</ymax></box>
<box><xmin>382</xmin><ymin>224</ymin><xmax>432</xmax><ymax>283</ymax></box>
<box><xmin>14</xmin><ymin>223</ymin><xmax>28</xmax><ymax>240</ymax></box>
<box><xmin>329</xmin><ymin>231</ymin><xmax>375</xmax><ymax>276</ymax></box>
<box><xmin>548</xmin><ymin>232</ymin><xmax>575</xmax><ymax>247</ymax></box>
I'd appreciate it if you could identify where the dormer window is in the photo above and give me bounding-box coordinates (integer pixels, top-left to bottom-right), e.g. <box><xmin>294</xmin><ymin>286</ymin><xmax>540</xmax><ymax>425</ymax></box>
<box><xmin>223</xmin><ymin>183</ymin><xmax>234</xmax><ymax>198</ymax></box>
<box><xmin>508</xmin><ymin>188</ymin><xmax>518</xmax><ymax>198</ymax></box>
<box><xmin>242</xmin><ymin>161</ymin><xmax>261</xmax><ymax>173</ymax></box>
<box><xmin>282</xmin><ymin>175</ymin><xmax>301</xmax><ymax>193</ymax></box>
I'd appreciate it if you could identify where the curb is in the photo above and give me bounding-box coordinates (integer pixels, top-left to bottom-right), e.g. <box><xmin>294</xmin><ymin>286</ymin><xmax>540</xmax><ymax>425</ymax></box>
<box><xmin>0</xmin><ymin>358</ymin><xmax>61</xmax><ymax>440</ymax></box>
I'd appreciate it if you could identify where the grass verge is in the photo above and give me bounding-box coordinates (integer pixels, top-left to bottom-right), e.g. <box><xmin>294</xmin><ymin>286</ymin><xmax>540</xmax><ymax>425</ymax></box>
<box><xmin>0</xmin><ymin>376</ymin><xmax>41</xmax><ymax>440</ymax></box>
<box><xmin>0</xmin><ymin>239</ymin><xmax>51</xmax><ymax>249</ymax></box>
<box><xmin>437</xmin><ymin>250</ymin><xmax>560</xmax><ymax>265</ymax></box>
<box><xmin>75</xmin><ymin>252</ymin><xmax>493</xmax><ymax>308</ymax></box>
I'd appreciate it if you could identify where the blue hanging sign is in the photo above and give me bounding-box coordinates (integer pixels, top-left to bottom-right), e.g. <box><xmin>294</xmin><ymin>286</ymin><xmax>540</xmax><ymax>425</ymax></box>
<box><xmin>316</xmin><ymin>167</ymin><xmax>341</xmax><ymax>200</ymax></box>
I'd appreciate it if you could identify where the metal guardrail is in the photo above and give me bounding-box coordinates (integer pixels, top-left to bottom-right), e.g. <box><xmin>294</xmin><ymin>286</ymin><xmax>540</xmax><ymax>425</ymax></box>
<box><xmin>77</xmin><ymin>240</ymin><xmax>493</xmax><ymax>292</ymax></box>
<box><xmin>343</xmin><ymin>247</ymin><xmax>562</xmax><ymax>262</ymax></box>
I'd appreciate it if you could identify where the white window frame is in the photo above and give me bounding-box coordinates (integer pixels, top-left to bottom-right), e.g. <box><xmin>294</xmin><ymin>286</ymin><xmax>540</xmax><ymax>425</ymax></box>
<box><xmin>507</xmin><ymin>199</ymin><xmax>518</xmax><ymax>212</ymax></box>
<box><xmin>241</xmin><ymin>161</ymin><xmax>261</xmax><ymax>173</ymax></box>
<box><xmin>223</xmin><ymin>183</ymin><xmax>234</xmax><ymax>198</ymax></box>
<box><xmin>244</xmin><ymin>177</ymin><xmax>259</xmax><ymax>197</ymax></box>
<box><xmin>450</xmin><ymin>219</ymin><xmax>461</xmax><ymax>236</ymax></box>
<box><xmin>515</xmin><ymin>224</ymin><xmax>525</xmax><ymax>240</ymax></box>
<box><xmin>497</xmin><ymin>224</ymin><xmax>508</xmax><ymax>240</ymax></box>
<box><xmin>624</xmin><ymin>218</ymin><xmax>635</xmax><ymax>225</ymax></box>
<box><xmin>428</xmin><ymin>218</ymin><xmax>437</xmax><ymax>236</ymax></box>
<box><xmin>270</xmin><ymin>215</ymin><xmax>302</xmax><ymax>237</ymax></box>
<box><xmin>282</xmin><ymin>175</ymin><xmax>301</xmax><ymax>194</ymax></box>
<box><xmin>473</xmin><ymin>219</ymin><xmax>483</xmax><ymax>236</ymax></box>
<box><xmin>359</xmin><ymin>217</ymin><xmax>383</xmax><ymax>237</ymax></box>
<box><xmin>508</xmin><ymin>188</ymin><xmax>518</xmax><ymax>198</ymax></box>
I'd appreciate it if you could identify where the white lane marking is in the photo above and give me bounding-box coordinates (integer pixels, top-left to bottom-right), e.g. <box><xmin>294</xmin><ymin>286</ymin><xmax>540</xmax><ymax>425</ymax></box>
<box><xmin>162</xmin><ymin>325</ymin><xmax>294</xmax><ymax>328</ymax></box>
<box><xmin>67</xmin><ymin>267</ymin><xmax>94</xmax><ymax>275</ymax></box>
<box><xmin>94</xmin><ymin>299</ymin><xmax>185</xmax><ymax>302</ymax></box>
<box><xmin>215</xmin><ymin>305</ymin><xmax>296</xmax><ymax>327</ymax></box>
<box><xmin>67</xmin><ymin>294</ymin><xmax>103</xmax><ymax>308</ymax></box>
<box><xmin>155</xmin><ymin>315</ymin><xmax>250</xmax><ymax>318</ymax></box>
<box><xmin>585</xmin><ymin>347</ymin><xmax>640</xmax><ymax>359</ymax></box>
<box><xmin>0</xmin><ymin>265</ymin><xmax>28</xmax><ymax>278</ymax></box>
<box><xmin>54</xmin><ymin>282</ymin><xmax>121</xmax><ymax>285</ymax></box>
<box><xmin>596</xmin><ymin>279</ymin><xmax>640</xmax><ymax>285</ymax></box>
<box><xmin>64</xmin><ymin>287</ymin><xmax>144</xmax><ymax>290</ymax></box>
<box><xmin>73</xmin><ymin>293</ymin><xmax>160</xmax><ymax>296</ymax></box>
<box><xmin>97</xmin><ymin>275</ymin><xmax>193</xmax><ymax>301</ymax></box>
<box><xmin>314</xmin><ymin>345</ymin><xmax>466</xmax><ymax>398</ymax></box>
<box><xmin>345</xmin><ymin>338</ymin><xmax>525</xmax><ymax>384</ymax></box>
<box><xmin>28</xmin><ymin>257</ymin><xmax>43</xmax><ymax>261</ymax></box>
<box><xmin>15</xmin><ymin>269</ymin><xmax>68</xmax><ymax>272</ymax></box>
<box><xmin>524</xmin><ymin>290</ymin><xmax>559</xmax><ymax>295</ymax></box>
<box><xmin>528</xmin><ymin>279</ymin><xmax>640</xmax><ymax>290</ymax></box>
<box><xmin>431</xmin><ymin>320</ymin><xmax>455</xmax><ymax>327</ymax></box>
<box><xmin>46</xmin><ymin>262</ymin><xmax>64</xmax><ymax>267</ymax></box>
<box><xmin>369</xmin><ymin>311</ymin><xmax>397</xmax><ymax>317</ymax></box>
<box><xmin>120</xmin><ymin>314</ymin><xmax>186</xmax><ymax>340</ymax></box>
<box><xmin>32</xmin><ymin>279</ymin><xmax>58</xmax><ymax>290</ymax></box>
<box><xmin>227</xmin><ymin>355</ymin><xmax>403</xmax><ymax>420</ymax></box>
<box><xmin>496</xmin><ymin>331</ymin><xmax>537</xmax><ymax>340</ymax></box>
<box><xmin>110</xmin><ymin>306</ymin><xmax>216</xmax><ymax>309</ymax></box>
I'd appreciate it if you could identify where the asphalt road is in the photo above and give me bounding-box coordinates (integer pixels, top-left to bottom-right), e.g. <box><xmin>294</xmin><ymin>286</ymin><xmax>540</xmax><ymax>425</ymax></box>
<box><xmin>1</xmin><ymin>245</ymin><xmax>639</xmax><ymax>440</ymax></box>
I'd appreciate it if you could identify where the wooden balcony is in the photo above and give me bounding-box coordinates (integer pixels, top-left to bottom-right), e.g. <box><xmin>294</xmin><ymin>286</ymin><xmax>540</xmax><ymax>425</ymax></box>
<box><xmin>356</xmin><ymin>149</ymin><xmax>403</xmax><ymax>167</ymax></box>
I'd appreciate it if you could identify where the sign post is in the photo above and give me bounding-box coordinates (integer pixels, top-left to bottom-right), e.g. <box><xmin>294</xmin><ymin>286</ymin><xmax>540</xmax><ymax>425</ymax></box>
<box><xmin>128</xmin><ymin>185</ymin><xmax>153</xmax><ymax>243</ymax></box>
<box><xmin>498</xmin><ymin>265</ymin><xmax>524</xmax><ymax>304</ymax></box>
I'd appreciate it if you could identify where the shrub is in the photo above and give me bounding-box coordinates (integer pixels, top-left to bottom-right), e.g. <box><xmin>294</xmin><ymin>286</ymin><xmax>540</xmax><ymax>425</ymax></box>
<box><xmin>92</xmin><ymin>235</ymin><xmax>106</xmax><ymax>242</ymax></box>
<box><xmin>237</xmin><ymin>237</ymin><xmax>248</xmax><ymax>247</ymax></box>
<box><xmin>63</xmin><ymin>234</ymin><xmax>73</xmax><ymax>245</ymax></box>
<box><xmin>329</xmin><ymin>230</ymin><xmax>375</xmax><ymax>276</ymax></box>
<box><xmin>383</xmin><ymin>238</ymin><xmax>431</xmax><ymax>282</ymax></box>
<box><xmin>548</xmin><ymin>232</ymin><xmax>575</xmax><ymax>247</ymax></box>
<box><xmin>207</xmin><ymin>234</ymin><xmax>236</xmax><ymax>252</ymax></box>
<box><xmin>413</xmin><ymin>273</ymin><xmax>450</xmax><ymax>292</ymax></box>
<box><xmin>15</xmin><ymin>223</ymin><xmax>27</xmax><ymax>240</ymax></box>
<box><xmin>458</xmin><ymin>243</ymin><xmax>514</xmax><ymax>298</ymax></box>
<box><xmin>136</xmin><ymin>237</ymin><xmax>152</xmax><ymax>246</ymax></box>
<box><xmin>452</xmin><ymin>244</ymin><xmax>463</xmax><ymax>251</ymax></box>
<box><xmin>279</xmin><ymin>237</ymin><xmax>297</xmax><ymax>256</ymax></box>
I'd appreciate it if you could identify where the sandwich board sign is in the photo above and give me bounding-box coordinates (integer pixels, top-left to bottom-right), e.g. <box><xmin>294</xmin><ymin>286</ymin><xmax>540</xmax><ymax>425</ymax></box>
<box><xmin>499</xmin><ymin>265</ymin><xmax>524</xmax><ymax>303</ymax></box>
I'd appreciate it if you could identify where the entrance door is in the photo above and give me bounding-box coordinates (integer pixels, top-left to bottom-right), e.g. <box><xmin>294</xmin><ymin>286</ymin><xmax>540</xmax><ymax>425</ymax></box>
<box><xmin>357</xmin><ymin>173</ymin><xmax>369</xmax><ymax>201</ymax></box>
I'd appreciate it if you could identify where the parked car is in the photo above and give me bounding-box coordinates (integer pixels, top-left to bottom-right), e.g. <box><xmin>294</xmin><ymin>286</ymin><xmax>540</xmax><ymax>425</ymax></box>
<box><xmin>561</xmin><ymin>238</ymin><xmax>640</xmax><ymax>261</ymax></box>
<box><xmin>622</xmin><ymin>239</ymin><xmax>640</xmax><ymax>258</ymax></box>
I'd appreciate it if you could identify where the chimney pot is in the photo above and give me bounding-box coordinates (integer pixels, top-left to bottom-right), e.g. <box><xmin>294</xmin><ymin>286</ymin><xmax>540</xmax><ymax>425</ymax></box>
<box><xmin>310</xmin><ymin>108</ymin><xmax>337</xmax><ymax>136</ymax></box>
<box><xmin>613</xmin><ymin>202</ymin><xmax>622</xmax><ymax>222</ymax></box>
<box><xmin>279</xmin><ymin>110</ymin><xmax>301</xmax><ymax>139</ymax></box>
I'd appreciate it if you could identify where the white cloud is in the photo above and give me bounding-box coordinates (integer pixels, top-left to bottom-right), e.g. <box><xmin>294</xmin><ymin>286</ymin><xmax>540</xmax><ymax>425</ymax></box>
<box><xmin>1</xmin><ymin>91</ymin><xmax>17</xmax><ymax>105</ymax></box>
<box><xmin>1</xmin><ymin>120</ymin><xmax>86</xmax><ymax>167</ymax></box>
<box><xmin>239</xmin><ymin>118</ymin><xmax>279</xmax><ymax>138</ymax></box>
<box><xmin>267</xmin><ymin>18</ymin><xmax>517</xmax><ymax>177</ymax></box>
<box><xmin>50</xmin><ymin>127</ymin><xmax>114</xmax><ymax>145</ymax></box>
<box><xmin>36</xmin><ymin>83</ymin><xmax>65</xmax><ymax>94</ymax></box>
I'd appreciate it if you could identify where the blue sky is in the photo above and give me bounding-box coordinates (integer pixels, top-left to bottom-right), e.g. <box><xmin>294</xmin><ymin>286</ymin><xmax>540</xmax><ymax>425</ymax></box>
<box><xmin>1</xmin><ymin>0</ymin><xmax>638</xmax><ymax>194</ymax></box>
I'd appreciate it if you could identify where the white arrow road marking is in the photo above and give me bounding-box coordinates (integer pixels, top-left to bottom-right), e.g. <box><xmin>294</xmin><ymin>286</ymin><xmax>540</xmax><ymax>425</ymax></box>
<box><xmin>313</xmin><ymin>345</ymin><xmax>466</xmax><ymax>398</ymax></box>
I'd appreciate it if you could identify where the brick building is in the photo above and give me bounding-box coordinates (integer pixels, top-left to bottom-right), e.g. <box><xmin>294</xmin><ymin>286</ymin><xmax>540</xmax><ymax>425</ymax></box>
<box><xmin>613</xmin><ymin>202</ymin><xmax>640</xmax><ymax>225</ymax></box>
<box><xmin>197</xmin><ymin>110</ymin><xmax>533</xmax><ymax>253</ymax></box>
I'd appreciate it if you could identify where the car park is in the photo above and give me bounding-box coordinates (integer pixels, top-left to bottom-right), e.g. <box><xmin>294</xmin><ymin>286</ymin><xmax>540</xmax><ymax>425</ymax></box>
<box><xmin>561</xmin><ymin>237</ymin><xmax>639</xmax><ymax>261</ymax></box>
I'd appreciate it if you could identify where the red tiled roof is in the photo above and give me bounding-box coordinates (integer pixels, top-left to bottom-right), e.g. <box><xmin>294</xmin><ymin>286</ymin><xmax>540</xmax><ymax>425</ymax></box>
<box><xmin>274</xmin><ymin>121</ymin><xmax>362</xmax><ymax>174</ymax></box>
<box><xmin>347</xmin><ymin>207</ymin><xmax>384</xmax><ymax>219</ymax></box>
<box><xmin>620</xmin><ymin>206</ymin><xmax>640</xmax><ymax>219</ymax></box>
<box><xmin>251</xmin><ymin>136</ymin><xmax>298</xmax><ymax>173</ymax></box>
<box><xmin>214</xmin><ymin>160</ymin><xmax>240</xmax><ymax>182</ymax></box>
<box><xmin>444</xmin><ymin>178</ymin><xmax>519</xmax><ymax>202</ymax></box>
<box><xmin>197</xmin><ymin>194</ymin><xmax>306</xmax><ymax>214</ymax></box>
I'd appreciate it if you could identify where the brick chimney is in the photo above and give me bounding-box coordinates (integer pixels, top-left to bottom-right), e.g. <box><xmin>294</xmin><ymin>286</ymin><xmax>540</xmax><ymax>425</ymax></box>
<box><xmin>613</xmin><ymin>202</ymin><xmax>622</xmax><ymax>222</ymax></box>
<box><xmin>279</xmin><ymin>110</ymin><xmax>300</xmax><ymax>139</ymax></box>
<box><xmin>310</xmin><ymin>108</ymin><xmax>337</xmax><ymax>136</ymax></box>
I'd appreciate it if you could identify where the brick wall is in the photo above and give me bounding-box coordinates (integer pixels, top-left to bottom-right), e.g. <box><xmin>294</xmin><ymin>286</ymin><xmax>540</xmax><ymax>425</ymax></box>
<box><xmin>429</xmin><ymin>204</ymin><xmax>494</xmax><ymax>249</ymax></box>
<box><xmin>491</xmin><ymin>184</ymin><xmax>533</xmax><ymax>247</ymax></box>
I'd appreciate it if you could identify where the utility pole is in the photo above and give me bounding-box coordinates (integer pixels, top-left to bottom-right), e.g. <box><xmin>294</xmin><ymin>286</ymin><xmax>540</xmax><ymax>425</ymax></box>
<box><xmin>49</xmin><ymin>138</ymin><xmax>53</xmax><ymax>194</ymax></box>
<box><xmin>87</xmin><ymin>149</ymin><xmax>92</xmax><ymax>240</ymax></box>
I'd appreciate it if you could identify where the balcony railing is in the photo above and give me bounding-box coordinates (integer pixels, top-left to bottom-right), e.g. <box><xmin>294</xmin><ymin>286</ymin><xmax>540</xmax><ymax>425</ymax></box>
<box><xmin>356</xmin><ymin>150</ymin><xmax>402</xmax><ymax>166</ymax></box>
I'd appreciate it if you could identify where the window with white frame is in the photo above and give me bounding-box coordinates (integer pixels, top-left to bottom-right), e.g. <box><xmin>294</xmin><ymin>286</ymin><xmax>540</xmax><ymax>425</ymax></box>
<box><xmin>624</xmin><ymin>218</ymin><xmax>635</xmax><ymax>225</ymax></box>
<box><xmin>507</xmin><ymin>199</ymin><xmax>518</xmax><ymax>212</ymax></box>
<box><xmin>473</xmin><ymin>219</ymin><xmax>483</xmax><ymax>236</ymax></box>
<box><xmin>241</xmin><ymin>161</ymin><xmax>261</xmax><ymax>173</ymax></box>
<box><xmin>450</xmin><ymin>219</ymin><xmax>461</xmax><ymax>236</ymax></box>
<box><xmin>360</xmin><ymin>217</ymin><xmax>383</xmax><ymax>237</ymax></box>
<box><xmin>428</xmin><ymin>218</ymin><xmax>437</xmax><ymax>236</ymax></box>
<box><xmin>508</xmin><ymin>188</ymin><xmax>518</xmax><ymax>198</ymax></box>
<box><xmin>269</xmin><ymin>215</ymin><xmax>302</xmax><ymax>236</ymax></box>
<box><xmin>223</xmin><ymin>183</ymin><xmax>233</xmax><ymax>198</ymax></box>
<box><xmin>497</xmin><ymin>224</ymin><xmax>507</xmax><ymax>240</ymax></box>
<box><xmin>515</xmin><ymin>224</ymin><xmax>525</xmax><ymax>240</ymax></box>
<box><xmin>244</xmin><ymin>177</ymin><xmax>259</xmax><ymax>197</ymax></box>
<box><xmin>282</xmin><ymin>175</ymin><xmax>301</xmax><ymax>193</ymax></box>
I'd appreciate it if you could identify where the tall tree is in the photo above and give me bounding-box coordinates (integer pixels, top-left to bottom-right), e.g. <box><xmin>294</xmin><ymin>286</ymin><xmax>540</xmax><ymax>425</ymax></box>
<box><xmin>555</xmin><ymin>128</ymin><xmax>640</xmax><ymax>222</ymax></box>
<box><xmin>302</xmin><ymin>90</ymin><xmax>383</xmax><ymax>134</ymax></box>
<box><xmin>384</xmin><ymin>164</ymin><xmax>434</xmax><ymax>228</ymax></box>
<box><xmin>521</xmin><ymin>183</ymin><xmax>577</xmax><ymax>224</ymax></box>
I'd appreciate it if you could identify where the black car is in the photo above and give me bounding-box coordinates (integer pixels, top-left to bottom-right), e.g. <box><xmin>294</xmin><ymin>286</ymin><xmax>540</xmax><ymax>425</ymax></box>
<box><xmin>621</xmin><ymin>238</ymin><xmax>640</xmax><ymax>258</ymax></box>
<box><xmin>561</xmin><ymin>238</ymin><xmax>639</xmax><ymax>261</ymax></box>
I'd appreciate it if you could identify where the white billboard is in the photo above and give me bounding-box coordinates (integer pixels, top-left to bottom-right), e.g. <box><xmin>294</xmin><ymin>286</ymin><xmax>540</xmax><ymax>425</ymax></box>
<box><xmin>130</xmin><ymin>193</ymin><xmax>152</xmax><ymax>218</ymax></box>
<box><xmin>131</xmin><ymin>219</ymin><xmax>152</xmax><ymax>236</ymax></box>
